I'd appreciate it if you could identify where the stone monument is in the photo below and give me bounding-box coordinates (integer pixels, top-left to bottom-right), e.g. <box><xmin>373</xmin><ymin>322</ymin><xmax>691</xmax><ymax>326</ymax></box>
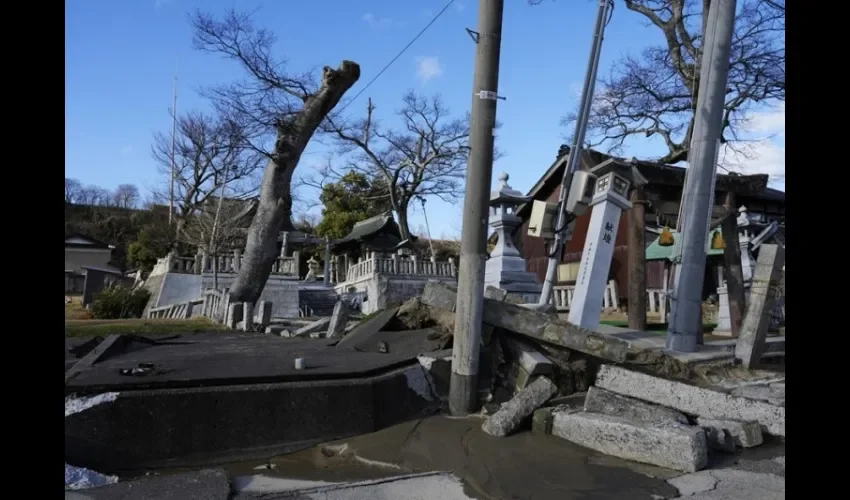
<box><xmin>303</xmin><ymin>256</ymin><xmax>319</xmax><ymax>282</ymax></box>
<box><xmin>568</xmin><ymin>159</ymin><xmax>647</xmax><ymax>331</ymax></box>
<box><xmin>484</xmin><ymin>173</ymin><xmax>543</xmax><ymax>303</ymax></box>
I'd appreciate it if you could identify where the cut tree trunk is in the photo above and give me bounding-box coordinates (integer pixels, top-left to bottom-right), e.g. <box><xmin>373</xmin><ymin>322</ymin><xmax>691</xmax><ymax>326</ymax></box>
<box><xmin>229</xmin><ymin>61</ymin><xmax>361</xmax><ymax>303</ymax></box>
<box><xmin>628</xmin><ymin>187</ymin><xmax>647</xmax><ymax>330</ymax></box>
<box><xmin>721</xmin><ymin>191</ymin><xmax>746</xmax><ymax>337</ymax></box>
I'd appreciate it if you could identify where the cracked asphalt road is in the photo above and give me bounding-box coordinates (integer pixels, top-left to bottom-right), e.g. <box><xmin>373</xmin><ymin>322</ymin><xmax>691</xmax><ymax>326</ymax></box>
<box><xmin>666</xmin><ymin>457</ymin><xmax>785</xmax><ymax>499</ymax></box>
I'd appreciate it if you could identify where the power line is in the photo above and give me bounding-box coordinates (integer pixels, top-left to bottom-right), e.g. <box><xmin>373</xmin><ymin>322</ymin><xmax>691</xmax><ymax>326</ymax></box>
<box><xmin>337</xmin><ymin>0</ymin><xmax>456</xmax><ymax>114</ymax></box>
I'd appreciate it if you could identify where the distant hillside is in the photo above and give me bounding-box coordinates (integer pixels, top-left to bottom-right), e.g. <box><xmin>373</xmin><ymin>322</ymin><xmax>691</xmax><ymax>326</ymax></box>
<box><xmin>64</xmin><ymin>203</ymin><xmax>169</xmax><ymax>271</ymax></box>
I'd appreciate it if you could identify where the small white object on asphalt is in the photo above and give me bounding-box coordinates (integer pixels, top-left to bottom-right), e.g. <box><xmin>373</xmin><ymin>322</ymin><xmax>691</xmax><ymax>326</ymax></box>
<box><xmin>294</xmin><ymin>357</ymin><xmax>305</xmax><ymax>370</ymax></box>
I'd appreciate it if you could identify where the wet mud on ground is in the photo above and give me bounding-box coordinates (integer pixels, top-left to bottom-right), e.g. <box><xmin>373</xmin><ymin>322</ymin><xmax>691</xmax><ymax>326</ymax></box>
<box><xmin>217</xmin><ymin>415</ymin><xmax>684</xmax><ymax>500</ymax></box>
<box><xmin>123</xmin><ymin>412</ymin><xmax>784</xmax><ymax>500</ymax></box>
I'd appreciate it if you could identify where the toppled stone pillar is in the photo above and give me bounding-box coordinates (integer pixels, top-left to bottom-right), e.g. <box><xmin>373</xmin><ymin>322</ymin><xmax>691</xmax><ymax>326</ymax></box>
<box><xmin>583</xmin><ymin>386</ymin><xmax>688</xmax><ymax>425</ymax></box>
<box><xmin>482</xmin><ymin>376</ymin><xmax>557</xmax><ymax>437</ymax></box>
<box><xmin>736</xmin><ymin>244</ymin><xmax>785</xmax><ymax>369</ymax></box>
<box><xmin>502</xmin><ymin>337</ymin><xmax>555</xmax><ymax>392</ymax></box>
<box><xmin>326</xmin><ymin>300</ymin><xmax>350</xmax><ymax>339</ymax></box>
<box><xmin>594</xmin><ymin>365</ymin><xmax>785</xmax><ymax>436</ymax></box>
<box><xmin>551</xmin><ymin>410</ymin><xmax>708</xmax><ymax>473</ymax></box>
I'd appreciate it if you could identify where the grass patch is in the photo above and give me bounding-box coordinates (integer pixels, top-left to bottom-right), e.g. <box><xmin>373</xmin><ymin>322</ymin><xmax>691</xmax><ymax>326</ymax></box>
<box><xmin>65</xmin><ymin>295</ymin><xmax>92</xmax><ymax>320</ymax></box>
<box><xmin>65</xmin><ymin>318</ymin><xmax>228</xmax><ymax>338</ymax></box>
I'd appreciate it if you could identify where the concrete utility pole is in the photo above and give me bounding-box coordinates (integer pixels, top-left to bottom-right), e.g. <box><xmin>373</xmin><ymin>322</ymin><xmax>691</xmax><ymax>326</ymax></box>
<box><xmin>666</xmin><ymin>0</ymin><xmax>738</xmax><ymax>352</ymax></box>
<box><xmin>451</xmin><ymin>0</ymin><xmax>504</xmax><ymax>416</ymax></box>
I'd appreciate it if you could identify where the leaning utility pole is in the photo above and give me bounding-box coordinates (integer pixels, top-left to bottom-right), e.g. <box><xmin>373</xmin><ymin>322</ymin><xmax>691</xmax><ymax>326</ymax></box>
<box><xmin>666</xmin><ymin>0</ymin><xmax>738</xmax><ymax>352</ymax></box>
<box><xmin>537</xmin><ymin>0</ymin><xmax>614</xmax><ymax>307</ymax></box>
<box><xmin>450</xmin><ymin>0</ymin><xmax>504</xmax><ymax>416</ymax></box>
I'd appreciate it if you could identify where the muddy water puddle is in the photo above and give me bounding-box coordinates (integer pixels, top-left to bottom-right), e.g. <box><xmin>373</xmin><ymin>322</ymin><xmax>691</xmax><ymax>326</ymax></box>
<box><xmin>127</xmin><ymin>415</ymin><xmax>784</xmax><ymax>499</ymax></box>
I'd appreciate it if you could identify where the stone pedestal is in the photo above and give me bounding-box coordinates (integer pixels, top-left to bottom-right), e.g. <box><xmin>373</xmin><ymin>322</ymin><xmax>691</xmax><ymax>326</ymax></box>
<box><xmin>484</xmin><ymin>173</ymin><xmax>542</xmax><ymax>303</ymax></box>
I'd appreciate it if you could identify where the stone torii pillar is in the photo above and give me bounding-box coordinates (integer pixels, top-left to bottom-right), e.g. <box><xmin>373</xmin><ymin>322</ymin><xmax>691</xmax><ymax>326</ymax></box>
<box><xmin>568</xmin><ymin>159</ymin><xmax>647</xmax><ymax>331</ymax></box>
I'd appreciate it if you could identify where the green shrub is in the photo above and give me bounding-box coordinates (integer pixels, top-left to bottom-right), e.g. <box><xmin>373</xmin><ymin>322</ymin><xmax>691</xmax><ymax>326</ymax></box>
<box><xmin>90</xmin><ymin>285</ymin><xmax>151</xmax><ymax>319</ymax></box>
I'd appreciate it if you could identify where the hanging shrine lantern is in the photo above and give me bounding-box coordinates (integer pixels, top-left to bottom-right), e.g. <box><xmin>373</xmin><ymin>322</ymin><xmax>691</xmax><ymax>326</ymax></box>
<box><xmin>658</xmin><ymin>226</ymin><xmax>675</xmax><ymax>247</ymax></box>
<box><xmin>710</xmin><ymin>230</ymin><xmax>726</xmax><ymax>250</ymax></box>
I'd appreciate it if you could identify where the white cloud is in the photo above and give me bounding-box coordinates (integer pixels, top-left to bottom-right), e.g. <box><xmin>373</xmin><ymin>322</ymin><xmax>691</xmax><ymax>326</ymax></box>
<box><xmin>720</xmin><ymin>104</ymin><xmax>785</xmax><ymax>188</ymax></box>
<box><xmin>455</xmin><ymin>2</ymin><xmax>466</xmax><ymax>13</ymax></box>
<box><xmin>362</xmin><ymin>13</ymin><xmax>394</xmax><ymax>30</ymax></box>
<box><xmin>568</xmin><ymin>81</ymin><xmax>583</xmax><ymax>100</ymax></box>
<box><xmin>416</xmin><ymin>56</ymin><xmax>443</xmax><ymax>82</ymax></box>
<box><xmin>154</xmin><ymin>0</ymin><xmax>172</xmax><ymax>10</ymax></box>
<box><xmin>120</xmin><ymin>145</ymin><xmax>135</xmax><ymax>157</ymax></box>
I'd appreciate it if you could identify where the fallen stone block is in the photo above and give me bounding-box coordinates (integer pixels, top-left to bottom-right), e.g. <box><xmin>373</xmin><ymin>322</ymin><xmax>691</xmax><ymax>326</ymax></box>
<box><xmin>293</xmin><ymin>317</ymin><xmax>331</xmax><ymax>337</ymax></box>
<box><xmin>595</xmin><ymin>365</ymin><xmax>785</xmax><ymax>436</ymax></box>
<box><xmin>484</xmin><ymin>286</ymin><xmax>508</xmax><ymax>301</ymax></box>
<box><xmin>532</xmin><ymin>404</ymin><xmax>579</xmax><ymax>436</ymax></box>
<box><xmin>482</xmin><ymin>376</ymin><xmax>558</xmax><ymax>437</ymax></box>
<box><xmin>584</xmin><ymin>386</ymin><xmax>689</xmax><ymax>425</ymax></box>
<box><xmin>704</xmin><ymin>426</ymin><xmax>736</xmax><ymax>453</ymax></box>
<box><xmin>326</xmin><ymin>300</ymin><xmax>350</xmax><ymax>339</ymax></box>
<box><xmin>551</xmin><ymin>410</ymin><xmax>708</xmax><ymax>473</ymax></box>
<box><xmin>697</xmin><ymin>417</ymin><xmax>763</xmax><ymax>448</ymax></box>
<box><xmin>265</xmin><ymin>324</ymin><xmax>291</xmax><ymax>336</ymax></box>
<box><xmin>336</xmin><ymin>308</ymin><xmax>399</xmax><ymax>348</ymax></box>
<box><xmin>420</xmin><ymin>281</ymin><xmax>630</xmax><ymax>364</ymax></box>
<box><xmin>502</xmin><ymin>337</ymin><xmax>555</xmax><ymax>378</ymax></box>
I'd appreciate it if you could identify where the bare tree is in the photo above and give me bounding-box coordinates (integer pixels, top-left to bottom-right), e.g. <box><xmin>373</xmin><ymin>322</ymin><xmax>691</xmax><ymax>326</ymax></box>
<box><xmin>180</xmin><ymin>184</ymin><xmax>247</xmax><ymax>290</ymax></box>
<box><xmin>551</xmin><ymin>0</ymin><xmax>785</xmax><ymax>164</ymax></box>
<box><xmin>151</xmin><ymin>109</ymin><xmax>263</xmax><ymax>234</ymax></box>
<box><xmin>325</xmin><ymin>91</ymin><xmax>470</xmax><ymax>241</ymax></box>
<box><xmin>112</xmin><ymin>184</ymin><xmax>140</xmax><ymax>209</ymax></box>
<box><xmin>65</xmin><ymin>178</ymin><xmax>82</xmax><ymax>203</ymax></box>
<box><xmin>76</xmin><ymin>185</ymin><xmax>111</xmax><ymax>206</ymax></box>
<box><xmin>190</xmin><ymin>10</ymin><xmax>360</xmax><ymax>303</ymax></box>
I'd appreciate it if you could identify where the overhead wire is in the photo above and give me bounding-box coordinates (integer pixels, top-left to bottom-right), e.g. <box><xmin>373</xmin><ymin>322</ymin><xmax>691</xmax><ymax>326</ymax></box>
<box><xmin>336</xmin><ymin>0</ymin><xmax>456</xmax><ymax>115</ymax></box>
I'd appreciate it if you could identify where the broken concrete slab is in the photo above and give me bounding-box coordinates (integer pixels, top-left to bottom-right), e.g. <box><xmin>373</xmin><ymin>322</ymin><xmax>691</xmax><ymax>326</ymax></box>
<box><xmin>420</xmin><ymin>281</ymin><xmax>630</xmax><ymax>363</ymax></box>
<box><xmin>326</xmin><ymin>301</ymin><xmax>350</xmax><ymax>339</ymax></box>
<box><xmin>551</xmin><ymin>410</ymin><xmax>708</xmax><ymax>473</ymax></box>
<box><xmin>584</xmin><ymin>386</ymin><xmax>689</xmax><ymax>425</ymax></box>
<box><xmin>336</xmin><ymin>308</ymin><xmax>399</xmax><ymax>348</ymax></box>
<box><xmin>594</xmin><ymin>365</ymin><xmax>785</xmax><ymax>436</ymax></box>
<box><xmin>482</xmin><ymin>376</ymin><xmax>558</xmax><ymax>437</ymax></box>
<box><xmin>76</xmin><ymin>468</ymin><xmax>230</xmax><ymax>500</ymax></box>
<box><xmin>293</xmin><ymin>317</ymin><xmax>331</xmax><ymax>337</ymax></box>
<box><xmin>697</xmin><ymin>417</ymin><xmax>763</xmax><ymax>448</ymax></box>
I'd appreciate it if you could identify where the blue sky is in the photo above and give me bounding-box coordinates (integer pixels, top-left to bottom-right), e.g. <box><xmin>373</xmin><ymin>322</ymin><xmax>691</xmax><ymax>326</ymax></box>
<box><xmin>66</xmin><ymin>0</ymin><xmax>784</xmax><ymax>238</ymax></box>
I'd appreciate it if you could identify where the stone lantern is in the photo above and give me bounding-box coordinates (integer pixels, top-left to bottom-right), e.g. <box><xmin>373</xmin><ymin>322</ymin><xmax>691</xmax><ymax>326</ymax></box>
<box><xmin>484</xmin><ymin>172</ymin><xmax>543</xmax><ymax>303</ymax></box>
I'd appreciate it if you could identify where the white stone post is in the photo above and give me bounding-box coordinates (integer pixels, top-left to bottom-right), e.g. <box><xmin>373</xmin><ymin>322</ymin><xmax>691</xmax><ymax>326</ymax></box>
<box><xmin>568</xmin><ymin>163</ymin><xmax>644</xmax><ymax>331</ymax></box>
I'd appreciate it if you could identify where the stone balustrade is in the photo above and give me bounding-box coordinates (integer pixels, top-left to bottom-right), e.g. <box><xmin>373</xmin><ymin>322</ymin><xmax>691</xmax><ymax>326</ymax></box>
<box><xmin>153</xmin><ymin>251</ymin><xmax>298</xmax><ymax>277</ymax></box>
<box><xmin>550</xmin><ymin>283</ymin><xmax>668</xmax><ymax>316</ymax></box>
<box><xmin>344</xmin><ymin>256</ymin><xmax>456</xmax><ymax>283</ymax></box>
